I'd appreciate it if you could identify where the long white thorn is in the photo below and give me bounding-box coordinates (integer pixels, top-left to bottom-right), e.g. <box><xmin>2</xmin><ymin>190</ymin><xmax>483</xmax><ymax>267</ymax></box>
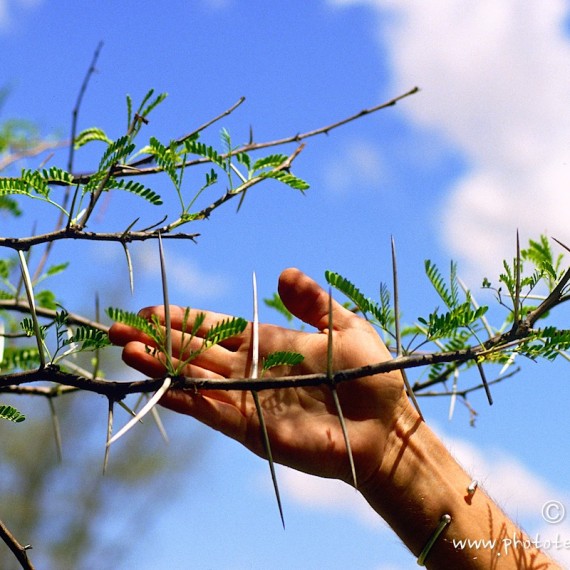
<box><xmin>252</xmin><ymin>272</ymin><xmax>285</xmax><ymax>528</ymax></box>
<box><xmin>107</xmin><ymin>377</ymin><xmax>172</xmax><ymax>447</ymax></box>
<box><xmin>17</xmin><ymin>250</ymin><xmax>46</xmax><ymax>368</ymax></box>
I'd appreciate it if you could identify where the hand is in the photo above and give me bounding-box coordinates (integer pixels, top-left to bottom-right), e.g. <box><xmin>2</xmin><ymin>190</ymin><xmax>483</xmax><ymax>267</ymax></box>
<box><xmin>109</xmin><ymin>268</ymin><xmax>413</xmax><ymax>486</ymax></box>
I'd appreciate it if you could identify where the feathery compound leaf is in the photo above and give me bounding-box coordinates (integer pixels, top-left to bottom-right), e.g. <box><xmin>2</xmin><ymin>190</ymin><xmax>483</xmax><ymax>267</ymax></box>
<box><xmin>263</xmin><ymin>293</ymin><xmax>294</xmax><ymax>322</ymax></box>
<box><xmin>417</xmin><ymin>303</ymin><xmax>487</xmax><ymax>340</ymax></box>
<box><xmin>0</xmin><ymin>177</ymin><xmax>31</xmax><ymax>197</ymax></box>
<box><xmin>20</xmin><ymin>316</ymin><xmax>46</xmax><ymax>339</ymax></box>
<box><xmin>262</xmin><ymin>170</ymin><xmax>309</xmax><ymax>191</ymax></box>
<box><xmin>424</xmin><ymin>260</ymin><xmax>458</xmax><ymax>308</ymax></box>
<box><xmin>0</xmin><ymin>195</ymin><xmax>22</xmax><ymax>216</ymax></box>
<box><xmin>518</xmin><ymin>326</ymin><xmax>570</xmax><ymax>360</ymax></box>
<box><xmin>126</xmin><ymin>94</ymin><xmax>133</xmax><ymax>130</ymax></box>
<box><xmin>252</xmin><ymin>154</ymin><xmax>289</xmax><ymax>171</ymax></box>
<box><xmin>0</xmin><ymin>405</ymin><xmax>25</xmax><ymax>423</ymax></box>
<box><xmin>0</xmin><ymin>257</ymin><xmax>16</xmax><ymax>280</ymax></box>
<box><xmin>1</xmin><ymin>346</ymin><xmax>42</xmax><ymax>371</ymax></box>
<box><xmin>67</xmin><ymin>325</ymin><xmax>111</xmax><ymax>350</ymax></box>
<box><xmin>147</xmin><ymin>137</ymin><xmax>179</xmax><ymax>187</ymax></box>
<box><xmin>236</xmin><ymin>151</ymin><xmax>251</xmax><ymax>171</ymax></box>
<box><xmin>106</xmin><ymin>307</ymin><xmax>161</xmax><ymax>343</ymax></box>
<box><xmin>21</xmin><ymin>169</ymin><xmax>49</xmax><ymax>197</ymax></box>
<box><xmin>205</xmin><ymin>317</ymin><xmax>247</xmax><ymax>346</ymax></box>
<box><xmin>262</xmin><ymin>351</ymin><xmax>304</xmax><ymax>371</ymax></box>
<box><xmin>98</xmin><ymin>136</ymin><xmax>136</xmax><ymax>170</ymax></box>
<box><xmin>326</xmin><ymin>271</ymin><xmax>371</xmax><ymax>314</ymax></box>
<box><xmin>220</xmin><ymin>127</ymin><xmax>232</xmax><ymax>154</ymax></box>
<box><xmin>35</xmin><ymin>290</ymin><xmax>57</xmax><ymax>310</ymax></box>
<box><xmin>112</xmin><ymin>179</ymin><xmax>163</xmax><ymax>205</ymax></box>
<box><xmin>138</xmin><ymin>90</ymin><xmax>167</xmax><ymax>119</ymax></box>
<box><xmin>74</xmin><ymin>127</ymin><xmax>113</xmax><ymax>149</ymax></box>
<box><xmin>184</xmin><ymin>139</ymin><xmax>225</xmax><ymax>169</ymax></box>
<box><xmin>522</xmin><ymin>236</ymin><xmax>563</xmax><ymax>289</ymax></box>
<box><xmin>42</xmin><ymin>166</ymin><xmax>75</xmax><ymax>185</ymax></box>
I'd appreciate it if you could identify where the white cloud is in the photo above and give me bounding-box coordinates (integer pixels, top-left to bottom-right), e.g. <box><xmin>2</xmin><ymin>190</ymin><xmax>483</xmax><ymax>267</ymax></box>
<box><xmin>0</xmin><ymin>1</ymin><xmax>9</xmax><ymax>27</ymax></box>
<box><xmin>0</xmin><ymin>0</ymin><xmax>42</xmax><ymax>31</ymax></box>
<box><xmin>133</xmin><ymin>242</ymin><xmax>230</xmax><ymax>300</ymax></box>
<box><xmin>278</xmin><ymin>465</ymin><xmax>390</xmax><ymax>530</ymax></box>
<box><xmin>436</xmin><ymin>426</ymin><xmax>570</xmax><ymax>520</ymax></box>
<box><xmin>322</xmin><ymin>138</ymin><xmax>388</xmax><ymax>195</ymax></box>
<box><xmin>328</xmin><ymin>0</ymin><xmax>570</xmax><ymax>279</ymax></box>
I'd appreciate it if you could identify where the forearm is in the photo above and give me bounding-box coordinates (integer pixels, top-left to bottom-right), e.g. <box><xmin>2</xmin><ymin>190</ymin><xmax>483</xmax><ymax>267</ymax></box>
<box><xmin>360</xmin><ymin>407</ymin><xmax>559</xmax><ymax>569</ymax></box>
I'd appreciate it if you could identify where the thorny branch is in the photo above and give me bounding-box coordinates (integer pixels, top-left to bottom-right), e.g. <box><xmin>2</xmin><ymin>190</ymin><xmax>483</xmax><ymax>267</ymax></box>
<box><xmin>0</xmin><ymin>518</ymin><xmax>34</xmax><ymax>570</ymax></box>
<box><xmin>53</xmin><ymin>87</ymin><xmax>420</xmax><ymax>185</ymax></box>
<box><xmin>0</xmin><ymin>226</ymin><xmax>199</xmax><ymax>252</ymax></box>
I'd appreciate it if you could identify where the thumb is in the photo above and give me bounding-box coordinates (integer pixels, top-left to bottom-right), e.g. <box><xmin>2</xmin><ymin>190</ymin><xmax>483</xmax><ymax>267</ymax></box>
<box><xmin>277</xmin><ymin>267</ymin><xmax>357</xmax><ymax>331</ymax></box>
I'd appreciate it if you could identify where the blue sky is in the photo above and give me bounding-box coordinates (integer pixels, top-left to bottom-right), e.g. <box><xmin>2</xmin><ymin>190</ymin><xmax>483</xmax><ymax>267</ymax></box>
<box><xmin>2</xmin><ymin>0</ymin><xmax>570</xmax><ymax>568</ymax></box>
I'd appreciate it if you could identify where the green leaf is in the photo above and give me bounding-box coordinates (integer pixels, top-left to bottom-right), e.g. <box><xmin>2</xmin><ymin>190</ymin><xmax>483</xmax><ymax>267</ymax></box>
<box><xmin>262</xmin><ymin>351</ymin><xmax>304</xmax><ymax>371</ymax></box>
<box><xmin>236</xmin><ymin>152</ymin><xmax>251</xmax><ymax>171</ymax></box>
<box><xmin>0</xmin><ymin>258</ymin><xmax>14</xmax><ymax>280</ymax></box>
<box><xmin>424</xmin><ymin>260</ymin><xmax>458</xmax><ymax>308</ymax></box>
<box><xmin>0</xmin><ymin>177</ymin><xmax>31</xmax><ymax>197</ymax></box>
<box><xmin>106</xmin><ymin>307</ymin><xmax>161</xmax><ymax>344</ymax></box>
<box><xmin>252</xmin><ymin>154</ymin><xmax>288</xmax><ymax>171</ymax></box>
<box><xmin>1</xmin><ymin>346</ymin><xmax>41</xmax><ymax>371</ymax></box>
<box><xmin>67</xmin><ymin>325</ymin><xmax>111</xmax><ymax>350</ymax></box>
<box><xmin>35</xmin><ymin>289</ymin><xmax>57</xmax><ymax>310</ymax></box>
<box><xmin>45</xmin><ymin>262</ymin><xmax>70</xmax><ymax>278</ymax></box>
<box><xmin>205</xmin><ymin>317</ymin><xmax>247</xmax><ymax>346</ymax></box>
<box><xmin>112</xmin><ymin>178</ymin><xmax>163</xmax><ymax>205</ymax></box>
<box><xmin>98</xmin><ymin>136</ymin><xmax>136</xmax><ymax>171</ymax></box>
<box><xmin>42</xmin><ymin>166</ymin><xmax>75</xmax><ymax>186</ymax></box>
<box><xmin>20</xmin><ymin>169</ymin><xmax>49</xmax><ymax>197</ymax></box>
<box><xmin>0</xmin><ymin>404</ymin><xmax>25</xmax><ymax>423</ymax></box>
<box><xmin>220</xmin><ymin>127</ymin><xmax>232</xmax><ymax>154</ymax></box>
<box><xmin>0</xmin><ymin>195</ymin><xmax>22</xmax><ymax>216</ymax></box>
<box><xmin>325</xmin><ymin>271</ymin><xmax>371</xmax><ymax>315</ymax></box>
<box><xmin>74</xmin><ymin>127</ymin><xmax>113</xmax><ymax>149</ymax></box>
<box><xmin>147</xmin><ymin>137</ymin><xmax>179</xmax><ymax>187</ymax></box>
<box><xmin>418</xmin><ymin>303</ymin><xmax>488</xmax><ymax>340</ymax></box>
<box><xmin>137</xmin><ymin>89</ymin><xmax>167</xmax><ymax>120</ymax></box>
<box><xmin>263</xmin><ymin>293</ymin><xmax>293</xmax><ymax>322</ymax></box>
<box><xmin>126</xmin><ymin>94</ymin><xmax>133</xmax><ymax>130</ymax></box>
<box><xmin>184</xmin><ymin>139</ymin><xmax>225</xmax><ymax>169</ymax></box>
<box><xmin>262</xmin><ymin>170</ymin><xmax>309</xmax><ymax>191</ymax></box>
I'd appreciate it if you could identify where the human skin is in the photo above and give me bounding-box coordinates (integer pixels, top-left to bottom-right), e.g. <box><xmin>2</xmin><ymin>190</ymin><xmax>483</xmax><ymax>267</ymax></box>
<box><xmin>109</xmin><ymin>268</ymin><xmax>559</xmax><ymax>569</ymax></box>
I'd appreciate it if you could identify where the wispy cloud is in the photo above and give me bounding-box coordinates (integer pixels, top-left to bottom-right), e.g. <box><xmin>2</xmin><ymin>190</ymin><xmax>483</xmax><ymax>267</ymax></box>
<box><xmin>329</xmin><ymin>0</ymin><xmax>570</xmax><ymax>279</ymax></box>
<box><xmin>275</xmin><ymin>465</ymin><xmax>390</xmax><ymax>530</ymax></box>
<box><xmin>133</xmin><ymin>242</ymin><xmax>230</xmax><ymax>300</ymax></box>
<box><xmin>0</xmin><ymin>0</ymin><xmax>42</xmax><ymax>31</ymax></box>
<box><xmin>322</xmin><ymin>137</ymin><xmax>388</xmax><ymax>195</ymax></box>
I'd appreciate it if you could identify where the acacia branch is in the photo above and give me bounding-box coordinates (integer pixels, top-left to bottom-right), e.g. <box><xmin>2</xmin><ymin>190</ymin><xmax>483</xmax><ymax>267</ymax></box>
<box><xmin>67</xmin><ymin>87</ymin><xmax>420</xmax><ymax>184</ymax></box>
<box><xmin>0</xmin><ymin>517</ymin><xmax>35</xmax><ymax>570</ymax></box>
<box><xmin>0</xmin><ymin>227</ymin><xmax>198</xmax><ymax>251</ymax></box>
<box><xmin>0</xmin><ymin>300</ymin><xmax>109</xmax><ymax>331</ymax></box>
<box><xmin>0</xmin><ymin>346</ymin><xmax>479</xmax><ymax>399</ymax></box>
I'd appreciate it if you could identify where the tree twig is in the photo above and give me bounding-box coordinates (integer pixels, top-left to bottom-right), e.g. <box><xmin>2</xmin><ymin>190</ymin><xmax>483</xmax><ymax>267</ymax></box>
<box><xmin>0</xmin><ymin>517</ymin><xmax>35</xmax><ymax>570</ymax></box>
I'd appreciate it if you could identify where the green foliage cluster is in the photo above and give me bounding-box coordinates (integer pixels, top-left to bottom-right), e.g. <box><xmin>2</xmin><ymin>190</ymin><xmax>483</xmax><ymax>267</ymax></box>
<box><xmin>0</xmin><ymin>89</ymin><xmax>309</xmax><ymax>432</ymax></box>
<box><xmin>325</xmin><ymin>233</ymin><xmax>570</xmax><ymax>404</ymax></box>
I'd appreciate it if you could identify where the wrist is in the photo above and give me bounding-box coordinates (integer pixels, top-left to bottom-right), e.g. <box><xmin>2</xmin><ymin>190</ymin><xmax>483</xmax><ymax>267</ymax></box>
<box><xmin>359</xmin><ymin>401</ymin><xmax>558</xmax><ymax>568</ymax></box>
